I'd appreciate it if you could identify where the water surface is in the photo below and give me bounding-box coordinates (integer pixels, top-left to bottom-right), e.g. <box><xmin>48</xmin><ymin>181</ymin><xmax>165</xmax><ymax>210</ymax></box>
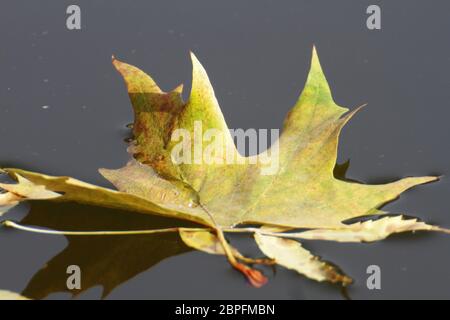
<box><xmin>1</xmin><ymin>0</ymin><xmax>450</xmax><ymax>299</ymax></box>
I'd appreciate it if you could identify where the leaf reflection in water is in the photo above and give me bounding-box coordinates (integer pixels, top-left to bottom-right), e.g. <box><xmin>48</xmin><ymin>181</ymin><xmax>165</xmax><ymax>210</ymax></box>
<box><xmin>20</xmin><ymin>201</ymin><xmax>197</xmax><ymax>299</ymax></box>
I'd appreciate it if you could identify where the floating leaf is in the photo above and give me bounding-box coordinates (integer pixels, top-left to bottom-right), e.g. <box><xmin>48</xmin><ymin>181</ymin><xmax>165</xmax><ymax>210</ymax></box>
<box><xmin>1</xmin><ymin>47</ymin><xmax>447</xmax><ymax>289</ymax></box>
<box><xmin>102</xmin><ymin>48</ymin><xmax>437</xmax><ymax>231</ymax></box>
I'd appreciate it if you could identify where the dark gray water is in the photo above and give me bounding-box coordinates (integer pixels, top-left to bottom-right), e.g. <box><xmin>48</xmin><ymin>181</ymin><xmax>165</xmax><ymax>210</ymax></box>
<box><xmin>1</xmin><ymin>0</ymin><xmax>450</xmax><ymax>299</ymax></box>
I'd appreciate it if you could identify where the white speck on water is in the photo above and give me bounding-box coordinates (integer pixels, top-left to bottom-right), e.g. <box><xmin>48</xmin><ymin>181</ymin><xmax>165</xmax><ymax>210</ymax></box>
<box><xmin>41</xmin><ymin>105</ymin><xmax>50</xmax><ymax>109</ymax></box>
<box><xmin>43</xmin><ymin>79</ymin><xmax>49</xmax><ymax>83</ymax></box>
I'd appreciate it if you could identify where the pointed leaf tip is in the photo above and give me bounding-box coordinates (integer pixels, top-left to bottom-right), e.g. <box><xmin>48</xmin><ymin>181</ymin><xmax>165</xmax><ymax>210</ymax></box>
<box><xmin>189</xmin><ymin>51</ymin><xmax>199</xmax><ymax>64</ymax></box>
<box><xmin>112</xmin><ymin>57</ymin><xmax>162</xmax><ymax>94</ymax></box>
<box><xmin>173</xmin><ymin>83</ymin><xmax>184</xmax><ymax>94</ymax></box>
<box><xmin>189</xmin><ymin>51</ymin><xmax>209</xmax><ymax>86</ymax></box>
<box><xmin>311</xmin><ymin>45</ymin><xmax>321</xmax><ymax>68</ymax></box>
<box><xmin>189</xmin><ymin>51</ymin><xmax>211</xmax><ymax>85</ymax></box>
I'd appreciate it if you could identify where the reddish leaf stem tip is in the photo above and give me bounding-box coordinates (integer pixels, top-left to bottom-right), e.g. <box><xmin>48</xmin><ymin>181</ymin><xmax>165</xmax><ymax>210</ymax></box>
<box><xmin>234</xmin><ymin>262</ymin><xmax>268</xmax><ymax>288</ymax></box>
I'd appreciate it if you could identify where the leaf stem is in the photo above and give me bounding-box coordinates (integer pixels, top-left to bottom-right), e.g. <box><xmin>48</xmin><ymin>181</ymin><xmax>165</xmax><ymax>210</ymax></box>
<box><xmin>5</xmin><ymin>220</ymin><xmax>449</xmax><ymax>241</ymax></box>
<box><xmin>0</xmin><ymin>220</ymin><xmax>293</xmax><ymax>238</ymax></box>
<box><xmin>1</xmin><ymin>220</ymin><xmax>205</xmax><ymax>236</ymax></box>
